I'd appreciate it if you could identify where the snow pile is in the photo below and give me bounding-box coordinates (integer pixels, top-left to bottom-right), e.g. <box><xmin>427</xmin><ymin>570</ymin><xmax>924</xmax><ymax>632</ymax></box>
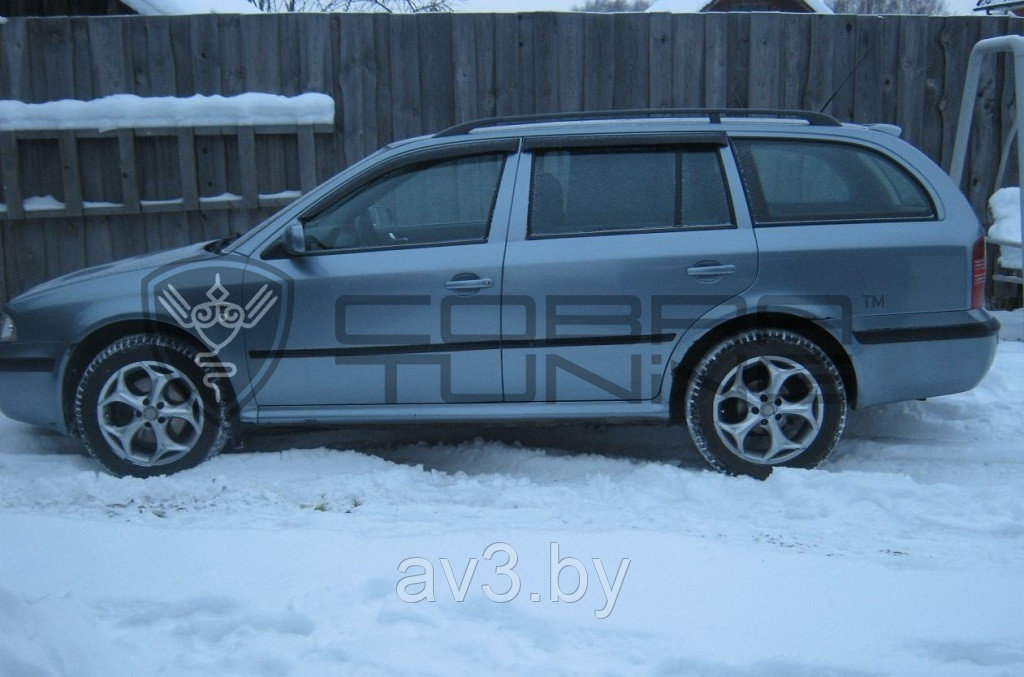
<box><xmin>1</xmin><ymin>343</ymin><xmax>1022</xmax><ymax>674</ymax></box>
<box><xmin>121</xmin><ymin>0</ymin><xmax>260</xmax><ymax>14</ymax></box>
<box><xmin>0</xmin><ymin>93</ymin><xmax>334</xmax><ymax>132</ymax></box>
<box><xmin>988</xmin><ymin>187</ymin><xmax>1024</xmax><ymax>270</ymax></box>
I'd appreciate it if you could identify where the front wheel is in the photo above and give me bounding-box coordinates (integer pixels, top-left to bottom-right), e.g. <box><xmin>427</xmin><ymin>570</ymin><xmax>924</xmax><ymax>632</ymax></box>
<box><xmin>685</xmin><ymin>329</ymin><xmax>847</xmax><ymax>479</ymax></box>
<box><xmin>75</xmin><ymin>334</ymin><xmax>229</xmax><ymax>477</ymax></box>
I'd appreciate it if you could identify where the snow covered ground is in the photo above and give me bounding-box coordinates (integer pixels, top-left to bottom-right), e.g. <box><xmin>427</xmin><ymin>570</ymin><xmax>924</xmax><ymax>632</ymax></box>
<box><xmin>1</xmin><ymin>313</ymin><xmax>1023</xmax><ymax>676</ymax></box>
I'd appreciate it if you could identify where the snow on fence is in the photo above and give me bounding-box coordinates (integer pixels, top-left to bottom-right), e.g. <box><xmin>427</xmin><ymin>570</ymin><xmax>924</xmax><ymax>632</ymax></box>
<box><xmin>0</xmin><ymin>94</ymin><xmax>334</xmax><ymax>220</ymax></box>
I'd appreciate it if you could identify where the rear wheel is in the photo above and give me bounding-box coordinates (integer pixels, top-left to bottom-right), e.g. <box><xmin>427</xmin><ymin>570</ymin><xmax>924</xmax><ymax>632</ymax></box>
<box><xmin>75</xmin><ymin>334</ymin><xmax>228</xmax><ymax>477</ymax></box>
<box><xmin>685</xmin><ymin>329</ymin><xmax>847</xmax><ymax>479</ymax></box>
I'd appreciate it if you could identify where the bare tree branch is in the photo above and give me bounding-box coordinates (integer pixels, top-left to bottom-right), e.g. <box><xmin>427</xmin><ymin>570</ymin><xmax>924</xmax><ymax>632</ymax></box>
<box><xmin>247</xmin><ymin>0</ymin><xmax>457</xmax><ymax>11</ymax></box>
<box><xmin>572</xmin><ymin>0</ymin><xmax>652</xmax><ymax>10</ymax></box>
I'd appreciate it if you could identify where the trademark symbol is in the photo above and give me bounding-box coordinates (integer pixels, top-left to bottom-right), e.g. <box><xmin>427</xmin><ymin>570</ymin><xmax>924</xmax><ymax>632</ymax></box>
<box><xmin>863</xmin><ymin>294</ymin><xmax>885</xmax><ymax>309</ymax></box>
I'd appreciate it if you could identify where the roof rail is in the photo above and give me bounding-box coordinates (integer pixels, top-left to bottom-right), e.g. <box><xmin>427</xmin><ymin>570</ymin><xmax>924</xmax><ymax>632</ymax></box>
<box><xmin>435</xmin><ymin>108</ymin><xmax>842</xmax><ymax>137</ymax></box>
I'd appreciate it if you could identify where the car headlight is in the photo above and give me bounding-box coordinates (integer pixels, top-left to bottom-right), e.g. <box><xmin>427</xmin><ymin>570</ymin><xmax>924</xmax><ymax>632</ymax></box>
<box><xmin>0</xmin><ymin>312</ymin><xmax>15</xmax><ymax>342</ymax></box>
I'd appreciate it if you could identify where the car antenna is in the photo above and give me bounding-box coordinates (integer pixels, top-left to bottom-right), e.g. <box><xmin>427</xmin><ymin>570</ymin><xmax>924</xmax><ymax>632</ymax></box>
<box><xmin>819</xmin><ymin>49</ymin><xmax>871</xmax><ymax>114</ymax></box>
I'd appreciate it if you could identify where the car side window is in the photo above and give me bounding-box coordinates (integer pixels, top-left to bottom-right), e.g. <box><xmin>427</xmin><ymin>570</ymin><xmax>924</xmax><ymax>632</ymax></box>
<box><xmin>301</xmin><ymin>153</ymin><xmax>506</xmax><ymax>252</ymax></box>
<box><xmin>732</xmin><ymin>139</ymin><xmax>936</xmax><ymax>225</ymax></box>
<box><xmin>528</xmin><ymin>147</ymin><xmax>734</xmax><ymax>238</ymax></box>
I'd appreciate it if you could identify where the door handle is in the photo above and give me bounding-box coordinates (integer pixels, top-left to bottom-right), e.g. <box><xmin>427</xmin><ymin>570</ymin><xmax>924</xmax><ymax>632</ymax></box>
<box><xmin>686</xmin><ymin>263</ymin><xmax>737</xmax><ymax>278</ymax></box>
<box><xmin>444</xmin><ymin>276</ymin><xmax>494</xmax><ymax>292</ymax></box>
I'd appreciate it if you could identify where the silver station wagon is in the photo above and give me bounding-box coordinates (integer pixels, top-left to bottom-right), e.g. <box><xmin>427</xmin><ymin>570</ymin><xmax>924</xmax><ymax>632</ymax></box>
<box><xmin>0</xmin><ymin>109</ymin><xmax>998</xmax><ymax>478</ymax></box>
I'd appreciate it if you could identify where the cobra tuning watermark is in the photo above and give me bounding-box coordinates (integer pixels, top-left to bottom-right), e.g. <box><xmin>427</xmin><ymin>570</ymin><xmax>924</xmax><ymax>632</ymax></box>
<box><xmin>158</xmin><ymin>273</ymin><xmax>277</xmax><ymax>402</ymax></box>
<box><xmin>396</xmin><ymin>542</ymin><xmax>631</xmax><ymax>620</ymax></box>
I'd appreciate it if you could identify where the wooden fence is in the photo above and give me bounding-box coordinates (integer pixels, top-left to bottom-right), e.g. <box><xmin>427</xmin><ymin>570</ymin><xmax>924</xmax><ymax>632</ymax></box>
<box><xmin>0</xmin><ymin>11</ymin><xmax>1022</xmax><ymax>304</ymax></box>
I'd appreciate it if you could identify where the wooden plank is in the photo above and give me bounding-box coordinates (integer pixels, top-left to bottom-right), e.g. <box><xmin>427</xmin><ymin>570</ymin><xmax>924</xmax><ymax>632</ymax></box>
<box><xmin>300</xmin><ymin>13</ymin><xmax>330</xmax><ymax>93</ymax></box>
<box><xmin>514</xmin><ymin>14</ymin><xmax>536</xmax><ymax>116</ymax></box>
<box><xmin>339</xmin><ymin>14</ymin><xmax>376</xmax><ymax>166</ymax></box>
<box><xmin>673</xmin><ymin>14</ymin><xmax>705</xmax><ymax>108</ymax></box>
<box><xmin>83</xmin><ymin>215</ymin><xmax>114</xmax><ymax>270</ymax></box>
<box><xmin>895</xmin><ymin>16</ymin><xmax>926</xmax><ymax>154</ymax></box>
<box><xmin>177</xmin><ymin>129</ymin><xmax>199</xmax><ymax>211</ymax></box>
<box><xmin>452</xmin><ymin>14</ymin><xmax>480</xmax><ymax>122</ymax></box>
<box><xmin>555</xmin><ymin>12</ymin><xmax>583</xmax><ymax>113</ymax></box>
<box><xmin>218</xmin><ymin>14</ymin><xmax>244</xmax><ymax>96</ymax></box>
<box><xmin>474</xmin><ymin>14</ymin><xmax>497</xmax><ymax>119</ymax></box>
<box><xmin>70</xmin><ymin>17</ymin><xmax>94</xmax><ymax>100</ymax></box>
<box><xmin>747</xmin><ymin>13</ymin><xmax>782</xmax><ymax>109</ymax></box>
<box><xmin>919</xmin><ymin>15</ymin><xmax>946</xmax><ymax>164</ymax></box>
<box><xmin>116</xmin><ymin>129</ymin><xmax>140</xmax><ymax>214</ymax></box>
<box><xmin>298</xmin><ymin>125</ymin><xmax>317</xmax><ymax>193</ymax></box>
<box><xmin>169</xmin><ymin>15</ymin><xmax>195</xmax><ymax>96</ymax></box>
<box><xmin>189</xmin><ymin>14</ymin><xmax>221</xmax><ymax>94</ymax></box>
<box><xmin>493</xmin><ymin>14</ymin><xmax>518</xmax><ymax>115</ymax></box>
<box><xmin>126</xmin><ymin>15</ymin><xmax>151</xmax><ymax>94</ymax></box>
<box><xmin>939</xmin><ymin>17</ymin><xmax>972</xmax><ymax>171</ymax></box>
<box><xmin>649</xmin><ymin>12</ymin><xmax>673</xmax><ymax>110</ymax></box>
<box><xmin>781</xmin><ymin>13</ymin><xmax>811</xmax><ymax>110</ymax></box>
<box><xmin>0</xmin><ymin>133</ymin><xmax>24</xmax><ymax>221</ymax></box>
<box><xmin>237</xmin><ymin>127</ymin><xmax>258</xmax><ymax>210</ymax></box>
<box><xmin>532</xmin><ymin>13</ymin><xmax>559</xmax><ymax>115</ymax></box>
<box><xmin>87</xmin><ymin>16</ymin><xmax>131</xmax><ymax>97</ymax></box>
<box><xmin>702</xmin><ymin>13</ymin><xmax>726</xmax><ymax>108</ymax></box>
<box><xmin>612</xmin><ymin>13</ymin><xmax>649</xmax><ymax>109</ymax></box>
<box><xmin>390</xmin><ymin>14</ymin><xmax>422</xmax><ymax>138</ymax></box>
<box><xmin>725</xmin><ymin>12</ymin><xmax>750</xmax><ymax>108</ymax></box>
<box><xmin>7</xmin><ymin>218</ymin><xmax>47</xmax><ymax>293</ymax></box>
<box><xmin>373</xmin><ymin>13</ymin><xmax>395</xmax><ymax>147</ymax></box>
<box><xmin>58</xmin><ymin>130</ymin><xmax>83</xmax><ymax>217</ymax></box>
<box><xmin>0</xmin><ymin>18</ymin><xmax>30</xmax><ymax>101</ymax></box>
<box><xmin>278</xmin><ymin>13</ymin><xmax>303</xmax><ymax>96</ymax></box>
<box><xmin>582</xmin><ymin>13</ymin><xmax>615</xmax><ymax>111</ymax></box>
<box><xmin>142</xmin><ymin>15</ymin><xmax>175</xmax><ymax>97</ymax></box>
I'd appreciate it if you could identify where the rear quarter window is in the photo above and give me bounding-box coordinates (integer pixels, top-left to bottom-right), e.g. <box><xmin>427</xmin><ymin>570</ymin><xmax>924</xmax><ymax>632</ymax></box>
<box><xmin>732</xmin><ymin>139</ymin><xmax>936</xmax><ymax>225</ymax></box>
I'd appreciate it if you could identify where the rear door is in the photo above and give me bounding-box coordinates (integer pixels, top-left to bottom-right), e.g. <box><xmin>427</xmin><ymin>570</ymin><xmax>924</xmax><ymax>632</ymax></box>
<box><xmin>500</xmin><ymin>134</ymin><xmax>759</xmax><ymax>403</ymax></box>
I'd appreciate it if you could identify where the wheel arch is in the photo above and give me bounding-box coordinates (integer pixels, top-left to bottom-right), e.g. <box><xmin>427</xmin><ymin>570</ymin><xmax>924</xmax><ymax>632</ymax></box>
<box><xmin>669</xmin><ymin>312</ymin><xmax>858</xmax><ymax>422</ymax></box>
<box><xmin>61</xmin><ymin>319</ymin><xmax>233</xmax><ymax>436</ymax></box>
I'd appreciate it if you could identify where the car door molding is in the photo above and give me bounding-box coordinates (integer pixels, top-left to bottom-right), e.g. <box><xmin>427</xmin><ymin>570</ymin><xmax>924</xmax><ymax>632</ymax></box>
<box><xmin>249</xmin><ymin>332</ymin><xmax>677</xmax><ymax>360</ymax></box>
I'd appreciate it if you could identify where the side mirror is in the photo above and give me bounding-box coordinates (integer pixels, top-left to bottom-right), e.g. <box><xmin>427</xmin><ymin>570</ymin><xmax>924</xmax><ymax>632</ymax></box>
<box><xmin>282</xmin><ymin>221</ymin><xmax>306</xmax><ymax>255</ymax></box>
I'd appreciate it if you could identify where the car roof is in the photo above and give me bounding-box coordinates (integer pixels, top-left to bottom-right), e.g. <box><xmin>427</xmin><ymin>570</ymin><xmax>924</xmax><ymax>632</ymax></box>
<box><xmin>385</xmin><ymin>110</ymin><xmax>901</xmax><ymax>154</ymax></box>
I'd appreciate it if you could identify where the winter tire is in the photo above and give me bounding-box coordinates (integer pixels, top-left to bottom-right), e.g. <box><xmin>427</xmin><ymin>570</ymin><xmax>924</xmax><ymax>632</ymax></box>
<box><xmin>685</xmin><ymin>328</ymin><xmax>847</xmax><ymax>479</ymax></box>
<box><xmin>75</xmin><ymin>334</ymin><xmax>229</xmax><ymax>477</ymax></box>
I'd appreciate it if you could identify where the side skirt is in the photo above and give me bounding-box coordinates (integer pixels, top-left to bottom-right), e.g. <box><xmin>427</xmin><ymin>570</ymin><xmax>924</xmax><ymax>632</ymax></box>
<box><xmin>249</xmin><ymin>400</ymin><xmax>672</xmax><ymax>425</ymax></box>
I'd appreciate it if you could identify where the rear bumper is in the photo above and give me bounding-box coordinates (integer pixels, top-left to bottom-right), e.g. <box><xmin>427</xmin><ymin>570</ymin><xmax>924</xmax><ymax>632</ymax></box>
<box><xmin>852</xmin><ymin>310</ymin><xmax>999</xmax><ymax>408</ymax></box>
<box><xmin>0</xmin><ymin>341</ymin><xmax>68</xmax><ymax>432</ymax></box>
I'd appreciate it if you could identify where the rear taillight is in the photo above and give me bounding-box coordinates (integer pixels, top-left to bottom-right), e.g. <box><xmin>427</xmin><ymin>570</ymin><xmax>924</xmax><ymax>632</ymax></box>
<box><xmin>971</xmin><ymin>236</ymin><xmax>986</xmax><ymax>309</ymax></box>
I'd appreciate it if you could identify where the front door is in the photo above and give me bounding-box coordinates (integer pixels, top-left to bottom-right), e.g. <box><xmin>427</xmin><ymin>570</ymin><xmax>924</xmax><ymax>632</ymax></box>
<box><xmin>248</xmin><ymin>148</ymin><xmax>517</xmax><ymax>407</ymax></box>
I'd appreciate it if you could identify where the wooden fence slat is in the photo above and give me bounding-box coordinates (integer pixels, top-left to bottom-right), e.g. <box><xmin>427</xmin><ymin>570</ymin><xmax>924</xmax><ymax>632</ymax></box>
<box><xmin>177</xmin><ymin>129</ymin><xmax>199</xmax><ymax>211</ymax></box>
<box><xmin>237</xmin><ymin>126</ymin><xmax>258</xmax><ymax>209</ymax></box>
<box><xmin>298</xmin><ymin>125</ymin><xmax>317</xmax><ymax>193</ymax></box>
<box><xmin>117</xmin><ymin>129</ymin><xmax>140</xmax><ymax>214</ymax></box>
<box><xmin>0</xmin><ymin>133</ymin><xmax>24</xmax><ymax>221</ymax></box>
<box><xmin>58</xmin><ymin>130</ymin><xmax>83</xmax><ymax>216</ymax></box>
<box><xmin>555</xmin><ymin>12</ymin><xmax>583</xmax><ymax>113</ymax></box>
